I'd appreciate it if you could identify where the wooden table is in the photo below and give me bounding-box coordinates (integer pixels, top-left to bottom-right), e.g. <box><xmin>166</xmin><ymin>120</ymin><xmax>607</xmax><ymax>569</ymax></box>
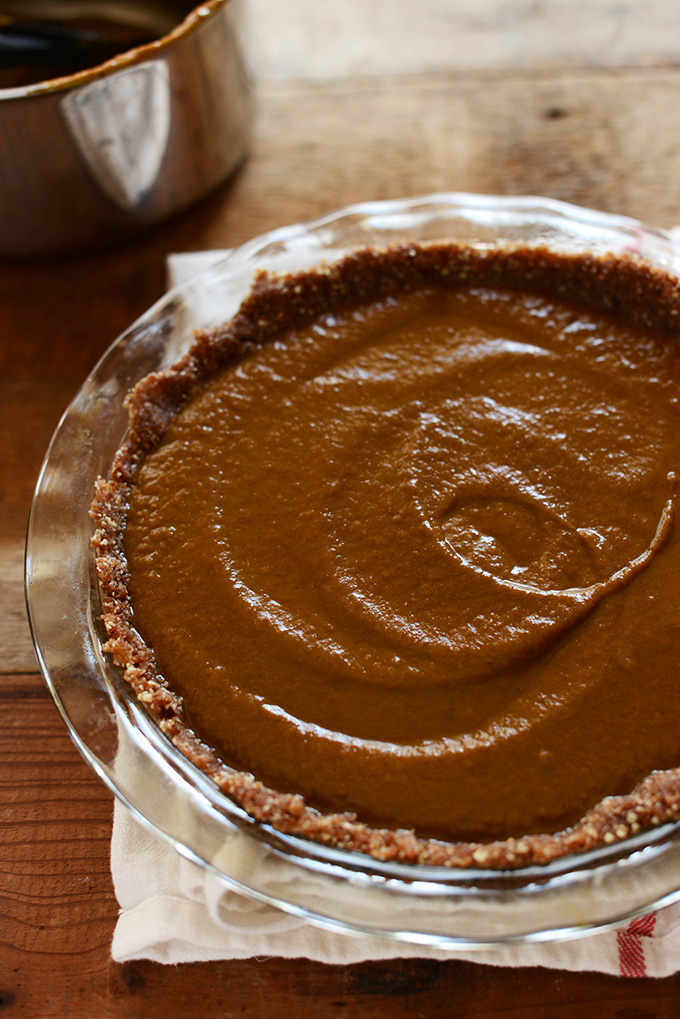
<box><xmin>5</xmin><ymin>2</ymin><xmax>680</xmax><ymax>1013</ymax></box>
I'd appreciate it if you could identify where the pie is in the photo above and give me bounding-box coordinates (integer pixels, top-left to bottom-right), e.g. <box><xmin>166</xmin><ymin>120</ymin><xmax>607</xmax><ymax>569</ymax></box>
<box><xmin>92</xmin><ymin>242</ymin><xmax>680</xmax><ymax>868</ymax></box>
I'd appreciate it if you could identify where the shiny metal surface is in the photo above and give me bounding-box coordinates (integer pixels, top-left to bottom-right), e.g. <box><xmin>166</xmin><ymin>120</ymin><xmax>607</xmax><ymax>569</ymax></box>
<box><xmin>0</xmin><ymin>0</ymin><xmax>252</xmax><ymax>256</ymax></box>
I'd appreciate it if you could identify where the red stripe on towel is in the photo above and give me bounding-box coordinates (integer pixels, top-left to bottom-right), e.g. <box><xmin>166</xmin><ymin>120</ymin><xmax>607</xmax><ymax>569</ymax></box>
<box><xmin>617</xmin><ymin>912</ymin><xmax>657</xmax><ymax>977</ymax></box>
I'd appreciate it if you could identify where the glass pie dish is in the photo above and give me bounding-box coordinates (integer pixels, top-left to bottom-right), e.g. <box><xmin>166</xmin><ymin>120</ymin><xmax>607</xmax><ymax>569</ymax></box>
<box><xmin>25</xmin><ymin>192</ymin><xmax>680</xmax><ymax>948</ymax></box>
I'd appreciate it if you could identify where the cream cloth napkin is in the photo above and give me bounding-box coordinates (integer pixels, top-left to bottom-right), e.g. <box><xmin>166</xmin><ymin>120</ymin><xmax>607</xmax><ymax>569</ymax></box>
<box><xmin>110</xmin><ymin>246</ymin><xmax>680</xmax><ymax>974</ymax></box>
<box><xmin>111</xmin><ymin>790</ymin><xmax>680</xmax><ymax>974</ymax></box>
<box><xmin>111</xmin><ymin>797</ymin><xmax>679</xmax><ymax>974</ymax></box>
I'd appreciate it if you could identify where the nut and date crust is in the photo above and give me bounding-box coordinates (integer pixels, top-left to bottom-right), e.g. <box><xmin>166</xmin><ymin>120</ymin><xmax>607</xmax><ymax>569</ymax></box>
<box><xmin>91</xmin><ymin>242</ymin><xmax>680</xmax><ymax>869</ymax></box>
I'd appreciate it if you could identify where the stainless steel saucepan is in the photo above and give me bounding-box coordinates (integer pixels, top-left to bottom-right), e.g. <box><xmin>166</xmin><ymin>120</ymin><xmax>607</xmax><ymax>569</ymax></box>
<box><xmin>0</xmin><ymin>0</ymin><xmax>252</xmax><ymax>255</ymax></box>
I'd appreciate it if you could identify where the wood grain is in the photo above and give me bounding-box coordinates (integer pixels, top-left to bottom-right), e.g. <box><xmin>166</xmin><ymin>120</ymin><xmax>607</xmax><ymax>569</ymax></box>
<box><xmin>4</xmin><ymin>49</ymin><xmax>680</xmax><ymax>1015</ymax></box>
<box><xmin>247</xmin><ymin>0</ymin><xmax>680</xmax><ymax>81</ymax></box>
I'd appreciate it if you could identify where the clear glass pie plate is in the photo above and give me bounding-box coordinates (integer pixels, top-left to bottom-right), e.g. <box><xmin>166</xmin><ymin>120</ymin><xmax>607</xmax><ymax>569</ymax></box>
<box><xmin>25</xmin><ymin>192</ymin><xmax>680</xmax><ymax>949</ymax></box>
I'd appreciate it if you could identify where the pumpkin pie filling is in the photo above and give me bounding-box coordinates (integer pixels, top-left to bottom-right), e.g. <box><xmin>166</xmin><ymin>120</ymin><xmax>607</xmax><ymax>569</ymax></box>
<box><xmin>92</xmin><ymin>243</ymin><xmax>680</xmax><ymax>866</ymax></box>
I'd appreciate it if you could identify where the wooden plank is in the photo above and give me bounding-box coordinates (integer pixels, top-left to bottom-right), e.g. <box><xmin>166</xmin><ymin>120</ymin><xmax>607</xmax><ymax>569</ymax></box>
<box><xmin>241</xmin><ymin>68</ymin><xmax>680</xmax><ymax>231</ymax></box>
<box><xmin>0</xmin><ymin>677</ymin><xmax>116</xmax><ymax>1018</ymax></box>
<box><xmin>247</xmin><ymin>0</ymin><xmax>680</xmax><ymax>81</ymax></box>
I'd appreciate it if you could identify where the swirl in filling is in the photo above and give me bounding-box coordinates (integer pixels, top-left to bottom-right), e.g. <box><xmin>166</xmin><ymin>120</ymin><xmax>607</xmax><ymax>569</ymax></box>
<box><xmin>121</xmin><ymin>256</ymin><xmax>680</xmax><ymax>843</ymax></box>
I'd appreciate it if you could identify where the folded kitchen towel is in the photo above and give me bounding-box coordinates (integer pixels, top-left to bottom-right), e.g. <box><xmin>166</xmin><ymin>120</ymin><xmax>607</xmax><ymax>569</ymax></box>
<box><xmin>109</xmin><ymin>245</ymin><xmax>680</xmax><ymax>974</ymax></box>
<box><xmin>111</xmin><ymin>797</ymin><xmax>677</xmax><ymax>974</ymax></box>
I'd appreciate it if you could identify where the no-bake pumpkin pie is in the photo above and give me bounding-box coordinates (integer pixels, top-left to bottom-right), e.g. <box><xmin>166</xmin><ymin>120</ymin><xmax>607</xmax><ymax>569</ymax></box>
<box><xmin>91</xmin><ymin>242</ymin><xmax>680</xmax><ymax>869</ymax></box>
